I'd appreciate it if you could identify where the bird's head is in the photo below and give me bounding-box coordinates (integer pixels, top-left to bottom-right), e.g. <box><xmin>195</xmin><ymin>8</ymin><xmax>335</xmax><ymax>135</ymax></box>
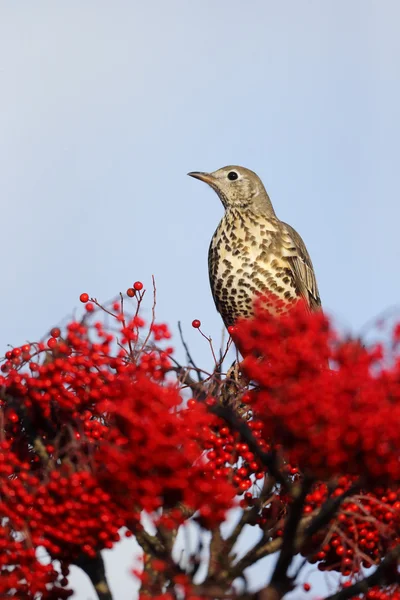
<box><xmin>188</xmin><ymin>165</ymin><xmax>275</xmax><ymax>215</ymax></box>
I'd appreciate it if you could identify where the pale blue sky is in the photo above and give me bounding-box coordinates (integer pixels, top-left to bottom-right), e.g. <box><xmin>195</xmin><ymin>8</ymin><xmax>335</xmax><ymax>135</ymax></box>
<box><xmin>1</xmin><ymin>1</ymin><xmax>399</xmax><ymax>598</ymax></box>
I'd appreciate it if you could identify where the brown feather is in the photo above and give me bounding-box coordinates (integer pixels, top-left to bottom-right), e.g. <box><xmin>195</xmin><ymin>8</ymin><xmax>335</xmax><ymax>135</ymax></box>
<box><xmin>281</xmin><ymin>222</ymin><xmax>321</xmax><ymax>311</ymax></box>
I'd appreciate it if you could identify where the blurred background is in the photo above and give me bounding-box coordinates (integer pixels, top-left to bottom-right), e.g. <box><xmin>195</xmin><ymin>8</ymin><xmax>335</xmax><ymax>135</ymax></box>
<box><xmin>1</xmin><ymin>1</ymin><xmax>399</xmax><ymax>597</ymax></box>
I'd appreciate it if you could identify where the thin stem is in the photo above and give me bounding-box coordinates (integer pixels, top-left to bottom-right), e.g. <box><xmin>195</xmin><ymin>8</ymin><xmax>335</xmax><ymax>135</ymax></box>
<box><xmin>178</xmin><ymin>321</ymin><xmax>203</xmax><ymax>382</ymax></box>
<box><xmin>139</xmin><ymin>275</ymin><xmax>157</xmax><ymax>354</ymax></box>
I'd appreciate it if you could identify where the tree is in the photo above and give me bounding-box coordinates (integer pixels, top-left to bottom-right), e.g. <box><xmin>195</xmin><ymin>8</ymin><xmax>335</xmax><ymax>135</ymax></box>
<box><xmin>0</xmin><ymin>280</ymin><xmax>399</xmax><ymax>600</ymax></box>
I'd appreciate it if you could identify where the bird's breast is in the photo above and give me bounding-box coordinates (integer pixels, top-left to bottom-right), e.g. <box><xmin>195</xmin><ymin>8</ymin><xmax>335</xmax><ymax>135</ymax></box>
<box><xmin>209</xmin><ymin>211</ymin><xmax>298</xmax><ymax>325</ymax></box>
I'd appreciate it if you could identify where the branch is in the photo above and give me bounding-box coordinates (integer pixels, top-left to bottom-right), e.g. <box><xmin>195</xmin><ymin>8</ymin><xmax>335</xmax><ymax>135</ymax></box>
<box><xmin>227</xmin><ymin>536</ymin><xmax>286</xmax><ymax>584</ymax></box>
<box><xmin>75</xmin><ymin>552</ymin><xmax>113</xmax><ymax>600</ymax></box>
<box><xmin>305</xmin><ymin>479</ymin><xmax>362</xmax><ymax>539</ymax></box>
<box><xmin>222</xmin><ymin>504</ymin><xmax>260</xmax><ymax>558</ymax></box>
<box><xmin>224</xmin><ymin>481</ymin><xmax>362</xmax><ymax>596</ymax></box>
<box><xmin>267</xmin><ymin>479</ymin><xmax>312</xmax><ymax>597</ymax></box>
<box><xmin>211</xmin><ymin>403</ymin><xmax>291</xmax><ymax>491</ymax></box>
<box><xmin>135</xmin><ymin>529</ymin><xmax>166</xmax><ymax>557</ymax></box>
<box><xmin>248</xmin><ymin>481</ymin><xmax>365</xmax><ymax>600</ymax></box>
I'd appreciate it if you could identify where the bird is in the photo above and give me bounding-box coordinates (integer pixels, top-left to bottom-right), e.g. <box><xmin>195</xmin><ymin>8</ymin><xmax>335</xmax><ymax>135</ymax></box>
<box><xmin>188</xmin><ymin>165</ymin><xmax>321</xmax><ymax>329</ymax></box>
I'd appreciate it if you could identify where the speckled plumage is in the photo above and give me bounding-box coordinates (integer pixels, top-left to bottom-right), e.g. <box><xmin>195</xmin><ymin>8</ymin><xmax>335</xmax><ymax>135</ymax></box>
<box><xmin>188</xmin><ymin>166</ymin><xmax>321</xmax><ymax>328</ymax></box>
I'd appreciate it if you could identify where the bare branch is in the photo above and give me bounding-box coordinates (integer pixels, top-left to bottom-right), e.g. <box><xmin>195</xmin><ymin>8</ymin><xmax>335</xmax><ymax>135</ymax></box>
<box><xmin>267</xmin><ymin>479</ymin><xmax>312</xmax><ymax>598</ymax></box>
<box><xmin>75</xmin><ymin>552</ymin><xmax>113</xmax><ymax>600</ymax></box>
<box><xmin>305</xmin><ymin>480</ymin><xmax>362</xmax><ymax>539</ymax></box>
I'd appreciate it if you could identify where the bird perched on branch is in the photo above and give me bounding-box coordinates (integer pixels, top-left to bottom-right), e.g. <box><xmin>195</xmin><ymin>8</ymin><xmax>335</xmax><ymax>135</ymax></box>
<box><xmin>188</xmin><ymin>166</ymin><xmax>321</xmax><ymax>329</ymax></box>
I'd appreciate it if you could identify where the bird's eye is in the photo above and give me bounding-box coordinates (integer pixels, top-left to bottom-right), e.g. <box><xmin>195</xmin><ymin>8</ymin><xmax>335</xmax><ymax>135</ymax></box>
<box><xmin>227</xmin><ymin>171</ymin><xmax>238</xmax><ymax>181</ymax></box>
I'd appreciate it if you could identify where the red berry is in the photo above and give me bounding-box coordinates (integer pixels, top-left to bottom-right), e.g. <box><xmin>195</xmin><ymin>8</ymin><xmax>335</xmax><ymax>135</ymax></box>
<box><xmin>47</xmin><ymin>337</ymin><xmax>57</xmax><ymax>349</ymax></box>
<box><xmin>133</xmin><ymin>281</ymin><xmax>143</xmax><ymax>291</ymax></box>
<box><xmin>127</xmin><ymin>288</ymin><xmax>135</xmax><ymax>297</ymax></box>
<box><xmin>50</xmin><ymin>327</ymin><xmax>61</xmax><ymax>338</ymax></box>
<box><xmin>192</xmin><ymin>319</ymin><xmax>201</xmax><ymax>329</ymax></box>
<box><xmin>242</xmin><ymin>393</ymin><xmax>252</xmax><ymax>404</ymax></box>
<box><xmin>80</xmin><ymin>293</ymin><xmax>89</xmax><ymax>303</ymax></box>
<box><xmin>85</xmin><ymin>302</ymin><xmax>94</xmax><ymax>312</ymax></box>
<box><xmin>303</xmin><ymin>583</ymin><xmax>311</xmax><ymax>592</ymax></box>
<box><xmin>8</xmin><ymin>411</ymin><xmax>19</xmax><ymax>423</ymax></box>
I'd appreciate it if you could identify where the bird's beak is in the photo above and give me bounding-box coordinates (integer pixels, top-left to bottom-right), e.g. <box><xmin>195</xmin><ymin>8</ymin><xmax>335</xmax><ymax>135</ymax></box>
<box><xmin>187</xmin><ymin>171</ymin><xmax>215</xmax><ymax>185</ymax></box>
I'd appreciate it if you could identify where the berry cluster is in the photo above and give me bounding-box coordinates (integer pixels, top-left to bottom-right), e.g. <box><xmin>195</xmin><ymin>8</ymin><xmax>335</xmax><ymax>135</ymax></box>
<box><xmin>233</xmin><ymin>298</ymin><xmax>400</xmax><ymax>483</ymax></box>
<box><xmin>198</xmin><ymin>413</ymin><xmax>267</xmax><ymax>498</ymax></box>
<box><xmin>96</xmin><ymin>377</ymin><xmax>235</xmax><ymax>526</ymax></box>
<box><xmin>1</xmin><ymin>284</ymin><xmax>400</xmax><ymax>599</ymax></box>
<box><xmin>353</xmin><ymin>586</ymin><xmax>400</xmax><ymax>600</ymax></box>
<box><xmin>297</xmin><ymin>476</ymin><xmax>400</xmax><ymax>576</ymax></box>
<box><xmin>0</xmin><ymin>287</ymin><xmax>235</xmax><ymax>598</ymax></box>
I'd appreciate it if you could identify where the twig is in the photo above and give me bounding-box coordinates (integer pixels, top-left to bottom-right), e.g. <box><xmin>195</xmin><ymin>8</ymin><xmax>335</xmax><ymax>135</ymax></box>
<box><xmin>330</xmin><ymin>524</ymin><xmax>374</xmax><ymax>569</ymax></box>
<box><xmin>197</xmin><ymin>326</ymin><xmax>218</xmax><ymax>365</ymax></box>
<box><xmin>218</xmin><ymin>334</ymin><xmax>234</xmax><ymax>371</ymax></box>
<box><xmin>118</xmin><ymin>292</ymin><xmax>135</xmax><ymax>360</ymax></box>
<box><xmin>139</xmin><ymin>275</ymin><xmax>157</xmax><ymax>354</ymax></box>
<box><xmin>223</xmin><ymin>505</ymin><xmax>260</xmax><ymax>558</ymax></box>
<box><xmin>305</xmin><ymin>480</ymin><xmax>362</xmax><ymax>539</ymax></box>
<box><xmin>90</xmin><ymin>298</ymin><xmax>118</xmax><ymax>320</ymax></box>
<box><xmin>178</xmin><ymin>321</ymin><xmax>203</xmax><ymax>382</ymax></box>
<box><xmin>226</xmin><ymin>535</ymin><xmax>285</xmax><ymax>583</ymax></box>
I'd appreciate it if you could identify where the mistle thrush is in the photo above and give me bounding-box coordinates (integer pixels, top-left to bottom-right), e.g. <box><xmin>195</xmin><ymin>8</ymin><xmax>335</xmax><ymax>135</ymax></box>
<box><xmin>188</xmin><ymin>165</ymin><xmax>321</xmax><ymax>329</ymax></box>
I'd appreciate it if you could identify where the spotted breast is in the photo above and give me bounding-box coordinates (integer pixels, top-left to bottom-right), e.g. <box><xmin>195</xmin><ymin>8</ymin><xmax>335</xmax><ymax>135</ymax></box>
<box><xmin>208</xmin><ymin>209</ymin><xmax>301</xmax><ymax>328</ymax></box>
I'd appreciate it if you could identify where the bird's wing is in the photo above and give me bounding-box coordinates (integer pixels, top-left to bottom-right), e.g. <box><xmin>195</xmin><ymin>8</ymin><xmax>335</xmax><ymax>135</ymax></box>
<box><xmin>208</xmin><ymin>237</ymin><xmax>222</xmax><ymax>311</ymax></box>
<box><xmin>281</xmin><ymin>222</ymin><xmax>321</xmax><ymax>310</ymax></box>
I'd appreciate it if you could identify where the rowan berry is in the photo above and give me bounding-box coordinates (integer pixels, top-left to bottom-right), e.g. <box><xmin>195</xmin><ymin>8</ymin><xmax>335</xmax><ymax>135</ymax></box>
<box><xmin>47</xmin><ymin>337</ymin><xmax>57</xmax><ymax>349</ymax></box>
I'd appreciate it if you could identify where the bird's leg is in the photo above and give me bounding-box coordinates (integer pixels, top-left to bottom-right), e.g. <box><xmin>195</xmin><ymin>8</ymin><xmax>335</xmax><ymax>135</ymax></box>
<box><xmin>221</xmin><ymin>358</ymin><xmax>250</xmax><ymax>415</ymax></box>
<box><xmin>226</xmin><ymin>359</ymin><xmax>241</xmax><ymax>385</ymax></box>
